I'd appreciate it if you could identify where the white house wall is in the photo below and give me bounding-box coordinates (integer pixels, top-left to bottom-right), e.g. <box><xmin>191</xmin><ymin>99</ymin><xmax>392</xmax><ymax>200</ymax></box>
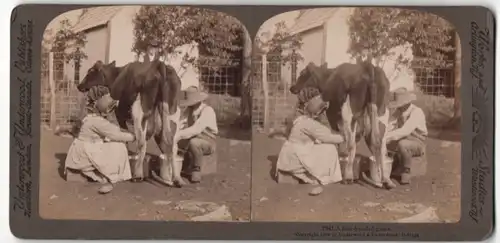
<box><xmin>108</xmin><ymin>6</ymin><xmax>140</xmax><ymax>67</ymax></box>
<box><xmin>81</xmin><ymin>27</ymin><xmax>108</xmax><ymax>77</ymax></box>
<box><xmin>67</xmin><ymin>25</ymin><xmax>108</xmax><ymax>84</ymax></box>
<box><xmin>324</xmin><ymin>7</ymin><xmax>356</xmax><ymax>68</ymax></box>
<box><xmin>108</xmin><ymin>6</ymin><xmax>200</xmax><ymax>90</ymax></box>
<box><xmin>281</xmin><ymin>26</ymin><xmax>324</xmax><ymax>85</ymax></box>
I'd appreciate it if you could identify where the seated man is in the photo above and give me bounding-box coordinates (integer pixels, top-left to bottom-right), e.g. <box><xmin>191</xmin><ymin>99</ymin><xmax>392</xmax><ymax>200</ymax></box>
<box><xmin>176</xmin><ymin>86</ymin><xmax>218</xmax><ymax>183</ymax></box>
<box><xmin>385</xmin><ymin>88</ymin><xmax>428</xmax><ymax>185</ymax></box>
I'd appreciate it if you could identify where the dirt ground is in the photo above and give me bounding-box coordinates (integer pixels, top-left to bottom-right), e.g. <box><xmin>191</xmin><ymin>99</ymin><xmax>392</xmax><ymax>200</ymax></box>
<box><xmin>251</xmin><ymin>130</ymin><xmax>461</xmax><ymax>223</ymax></box>
<box><xmin>39</xmin><ymin>128</ymin><xmax>252</xmax><ymax>221</ymax></box>
<box><xmin>39</xmin><ymin>125</ymin><xmax>461</xmax><ymax>223</ymax></box>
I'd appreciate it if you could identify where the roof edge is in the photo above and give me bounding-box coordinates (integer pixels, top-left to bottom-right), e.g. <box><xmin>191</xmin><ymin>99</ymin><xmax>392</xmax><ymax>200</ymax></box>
<box><xmin>290</xmin><ymin>22</ymin><xmax>324</xmax><ymax>35</ymax></box>
<box><xmin>72</xmin><ymin>7</ymin><xmax>124</xmax><ymax>33</ymax></box>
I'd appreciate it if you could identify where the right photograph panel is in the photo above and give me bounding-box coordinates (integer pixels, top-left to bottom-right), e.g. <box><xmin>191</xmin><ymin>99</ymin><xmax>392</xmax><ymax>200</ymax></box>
<box><xmin>251</xmin><ymin>7</ymin><xmax>461</xmax><ymax>223</ymax></box>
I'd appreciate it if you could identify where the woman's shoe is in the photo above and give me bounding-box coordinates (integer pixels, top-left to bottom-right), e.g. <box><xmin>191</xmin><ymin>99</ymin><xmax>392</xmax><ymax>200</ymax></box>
<box><xmin>98</xmin><ymin>183</ymin><xmax>114</xmax><ymax>194</ymax></box>
<box><xmin>309</xmin><ymin>186</ymin><xmax>323</xmax><ymax>196</ymax></box>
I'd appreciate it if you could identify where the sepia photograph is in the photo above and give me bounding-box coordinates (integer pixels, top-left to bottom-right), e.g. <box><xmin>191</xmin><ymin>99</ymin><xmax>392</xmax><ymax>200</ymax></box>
<box><xmin>39</xmin><ymin>5</ymin><xmax>252</xmax><ymax>221</ymax></box>
<box><xmin>251</xmin><ymin>7</ymin><xmax>461</xmax><ymax>223</ymax></box>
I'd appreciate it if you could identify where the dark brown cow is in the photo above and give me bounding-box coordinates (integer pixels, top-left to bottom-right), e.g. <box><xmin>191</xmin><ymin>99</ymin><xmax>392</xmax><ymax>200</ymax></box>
<box><xmin>77</xmin><ymin>60</ymin><xmax>185</xmax><ymax>187</ymax></box>
<box><xmin>290</xmin><ymin>61</ymin><xmax>396</xmax><ymax>189</ymax></box>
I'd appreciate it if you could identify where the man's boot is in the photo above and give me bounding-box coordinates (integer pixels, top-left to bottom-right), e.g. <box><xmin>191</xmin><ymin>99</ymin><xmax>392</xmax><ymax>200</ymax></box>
<box><xmin>190</xmin><ymin>163</ymin><xmax>202</xmax><ymax>183</ymax></box>
<box><xmin>400</xmin><ymin>167</ymin><xmax>411</xmax><ymax>185</ymax></box>
<box><xmin>191</xmin><ymin>170</ymin><xmax>201</xmax><ymax>183</ymax></box>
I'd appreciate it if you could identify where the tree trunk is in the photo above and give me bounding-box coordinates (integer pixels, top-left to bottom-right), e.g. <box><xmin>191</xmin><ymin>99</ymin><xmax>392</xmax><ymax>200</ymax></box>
<box><xmin>453</xmin><ymin>30</ymin><xmax>461</xmax><ymax>119</ymax></box>
<box><xmin>239</xmin><ymin>30</ymin><xmax>252</xmax><ymax>128</ymax></box>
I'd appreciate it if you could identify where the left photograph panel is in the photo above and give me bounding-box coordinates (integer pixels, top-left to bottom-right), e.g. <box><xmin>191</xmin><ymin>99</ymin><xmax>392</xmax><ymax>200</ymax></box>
<box><xmin>39</xmin><ymin>5</ymin><xmax>252</xmax><ymax>221</ymax></box>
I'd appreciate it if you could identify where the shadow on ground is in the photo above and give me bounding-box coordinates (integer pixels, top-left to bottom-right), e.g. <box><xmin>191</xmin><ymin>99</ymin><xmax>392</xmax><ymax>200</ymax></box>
<box><xmin>427</xmin><ymin>128</ymin><xmax>461</xmax><ymax>142</ymax></box>
<box><xmin>266</xmin><ymin>155</ymin><xmax>278</xmax><ymax>181</ymax></box>
<box><xmin>55</xmin><ymin>153</ymin><xmax>67</xmax><ymax>179</ymax></box>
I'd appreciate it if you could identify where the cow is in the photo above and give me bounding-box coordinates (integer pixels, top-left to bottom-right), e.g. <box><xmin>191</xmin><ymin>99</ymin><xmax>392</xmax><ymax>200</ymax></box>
<box><xmin>76</xmin><ymin>60</ymin><xmax>185</xmax><ymax>187</ymax></box>
<box><xmin>289</xmin><ymin>61</ymin><xmax>396</xmax><ymax>190</ymax></box>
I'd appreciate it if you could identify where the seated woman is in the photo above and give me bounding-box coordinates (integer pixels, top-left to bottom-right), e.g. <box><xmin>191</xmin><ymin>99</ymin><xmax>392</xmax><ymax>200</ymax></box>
<box><xmin>64</xmin><ymin>86</ymin><xmax>135</xmax><ymax>194</ymax></box>
<box><xmin>275</xmin><ymin>87</ymin><xmax>344</xmax><ymax>187</ymax></box>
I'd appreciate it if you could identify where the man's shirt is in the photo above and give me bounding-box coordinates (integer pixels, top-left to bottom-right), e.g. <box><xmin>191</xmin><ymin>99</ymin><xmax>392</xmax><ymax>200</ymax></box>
<box><xmin>177</xmin><ymin>103</ymin><xmax>218</xmax><ymax>140</ymax></box>
<box><xmin>386</xmin><ymin>104</ymin><xmax>428</xmax><ymax>141</ymax></box>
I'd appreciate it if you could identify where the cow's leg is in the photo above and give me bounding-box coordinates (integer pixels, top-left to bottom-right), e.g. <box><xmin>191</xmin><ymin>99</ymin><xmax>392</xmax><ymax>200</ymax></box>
<box><xmin>359</xmin><ymin>113</ymin><xmax>382</xmax><ymax>188</ymax></box>
<box><xmin>157</xmin><ymin>102</ymin><xmax>185</xmax><ymax>187</ymax></box>
<box><xmin>153</xmin><ymin>132</ymin><xmax>174</xmax><ymax>187</ymax></box>
<box><xmin>369</xmin><ymin>104</ymin><xmax>396</xmax><ymax>189</ymax></box>
<box><xmin>362</xmin><ymin>107</ymin><xmax>396</xmax><ymax>189</ymax></box>
<box><xmin>150</xmin><ymin>110</ymin><xmax>177</xmax><ymax>187</ymax></box>
<box><xmin>130</xmin><ymin>94</ymin><xmax>148</xmax><ymax>181</ymax></box>
<box><xmin>339</xmin><ymin>95</ymin><xmax>357</xmax><ymax>185</ymax></box>
<box><xmin>343</xmin><ymin>122</ymin><xmax>358</xmax><ymax>185</ymax></box>
<box><xmin>377</xmin><ymin>109</ymin><xmax>396</xmax><ymax>189</ymax></box>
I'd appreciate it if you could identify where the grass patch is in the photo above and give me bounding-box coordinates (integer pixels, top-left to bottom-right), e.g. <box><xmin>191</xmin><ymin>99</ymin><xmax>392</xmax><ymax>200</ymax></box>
<box><xmin>414</xmin><ymin>91</ymin><xmax>460</xmax><ymax>130</ymax></box>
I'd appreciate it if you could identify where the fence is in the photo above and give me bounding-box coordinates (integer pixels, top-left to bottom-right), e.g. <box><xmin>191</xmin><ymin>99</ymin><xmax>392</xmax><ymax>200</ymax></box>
<box><xmin>251</xmin><ymin>54</ymin><xmax>298</xmax><ymax>133</ymax></box>
<box><xmin>41</xmin><ymin>51</ymin><xmax>86</xmax><ymax>130</ymax></box>
<box><xmin>413</xmin><ymin>66</ymin><xmax>455</xmax><ymax>98</ymax></box>
<box><xmin>198</xmin><ymin>59</ymin><xmax>243</xmax><ymax>127</ymax></box>
<box><xmin>251</xmin><ymin>55</ymin><xmax>457</xmax><ymax>133</ymax></box>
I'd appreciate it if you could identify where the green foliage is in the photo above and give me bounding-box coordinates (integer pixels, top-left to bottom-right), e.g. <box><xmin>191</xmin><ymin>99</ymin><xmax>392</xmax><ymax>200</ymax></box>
<box><xmin>348</xmin><ymin>8</ymin><xmax>455</xmax><ymax>68</ymax></box>
<box><xmin>50</xmin><ymin>18</ymin><xmax>88</xmax><ymax>63</ymax></box>
<box><xmin>132</xmin><ymin>6</ymin><xmax>244</xmax><ymax>67</ymax></box>
<box><xmin>255</xmin><ymin>21</ymin><xmax>304</xmax><ymax>65</ymax></box>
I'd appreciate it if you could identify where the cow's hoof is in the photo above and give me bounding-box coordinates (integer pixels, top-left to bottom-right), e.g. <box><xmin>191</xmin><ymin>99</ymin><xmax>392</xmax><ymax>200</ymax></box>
<box><xmin>130</xmin><ymin>178</ymin><xmax>144</xmax><ymax>183</ymax></box>
<box><xmin>150</xmin><ymin>171</ymin><xmax>175</xmax><ymax>187</ymax></box>
<box><xmin>174</xmin><ymin>178</ymin><xmax>187</xmax><ymax>188</ymax></box>
<box><xmin>342</xmin><ymin>179</ymin><xmax>354</xmax><ymax>185</ymax></box>
<box><xmin>383</xmin><ymin>180</ymin><xmax>397</xmax><ymax>190</ymax></box>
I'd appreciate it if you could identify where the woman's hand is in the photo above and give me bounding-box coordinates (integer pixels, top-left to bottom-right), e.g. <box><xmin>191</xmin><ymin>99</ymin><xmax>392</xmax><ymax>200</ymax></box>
<box><xmin>333</xmin><ymin>134</ymin><xmax>345</xmax><ymax>144</ymax></box>
<box><xmin>129</xmin><ymin>132</ymin><xmax>136</xmax><ymax>142</ymax></box>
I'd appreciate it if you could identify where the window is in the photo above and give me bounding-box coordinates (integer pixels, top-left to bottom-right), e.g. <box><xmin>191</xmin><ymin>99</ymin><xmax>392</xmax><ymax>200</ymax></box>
<box><xmin>74</xmin><ymin>48</ymin><xmax>81</xmax><ymax>83</ymax></box>
<box><xmin>53</xmin><ymin>52</ymin><xmax>64</xmax><ymax>81</ymax></box>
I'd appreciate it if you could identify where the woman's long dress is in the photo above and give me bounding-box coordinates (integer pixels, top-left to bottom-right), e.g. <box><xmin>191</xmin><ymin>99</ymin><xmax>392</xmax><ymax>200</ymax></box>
<box><xmin>276</xmin><ymin>115</ymin><xmax>343</xmax><ymax>185</ymax></box>
<box><xmin>64</xmin><ymin>114</ymin><xmax>134</xmax><ymax>183</ymax></box>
